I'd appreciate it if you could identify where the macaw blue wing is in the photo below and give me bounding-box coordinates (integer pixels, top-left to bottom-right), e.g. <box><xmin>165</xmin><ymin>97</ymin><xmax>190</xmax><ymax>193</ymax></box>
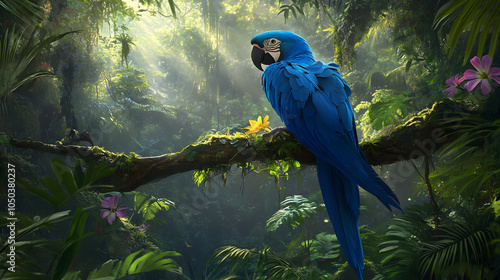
<box><xmin>262</xmin><ymin>61</ymin><xmax>401</xmax><ymax>279</ymax></box>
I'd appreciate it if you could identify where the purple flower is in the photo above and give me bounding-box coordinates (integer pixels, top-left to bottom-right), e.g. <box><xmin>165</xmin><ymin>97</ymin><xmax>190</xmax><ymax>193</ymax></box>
<box><xmin>139</xmin><ymin>225</ymin><xmax>148</xmax><ymax>230</ymax></box>
<box><xmin>443</xmin><ymin>74</ymin><xmax>465</xmax><ymax>97</ymax></box>
<box><xmin>100</xmin><ymin>194</ymin><xmax>128</xmax><ymax>225</ymax></box>
<box><xmin>463</xmin><ymin>55</ymin><xmax>500</xmax><ymax>95</ymax></box>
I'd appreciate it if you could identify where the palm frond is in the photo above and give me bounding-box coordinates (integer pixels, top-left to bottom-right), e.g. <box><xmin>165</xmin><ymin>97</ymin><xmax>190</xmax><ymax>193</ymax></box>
<box><xmin>208</xmin><ymin>245</ymin><xmax>256</xmax><ymax>273</ymax></box>
<box><xmin>378</xmin><ymin>205</ymin><xmax>437</xmax><ymax>279</ymax></box>
<box><xmin>259</xmin><ymin>255</ymin><xmax>301</xmax><ymax>280</ymax></box>
<box><xmin>133</xmin><ymin>192</ymin><xmax>175</xmax><ymax>221</ymax></box>
<box><xmin>0</xmin><ymin>26</ymin><xmax>77</xmax><ymax>110</ymax></box>
<box><xmin>84</xmin><ymin>250</ymin><xmax>181</xmax><ymax>279</ymax></box>
<box><xmin>378</xmin><ymin>204</ymin><xmax>498</xmax><ymax>279</ymax></box>
<box><xmin>18</xmin><ymin>158</ymin><xmax>114</xmax><ymax>209</ymax></box>
<box><xmin>208</xmin><ymin>245</ymin><xmax>303</xmax><ymax>279</ymax></box>
<box><xmin>434</xmin><ymin>0</ymin><xmax>500</xmax><ymax>64</ymax></box>
<box><xmin>417</xmin><ymin>208</ymin><xmax>496</xmax><ymax>279</ymax></box>
<box><xmin>115</xmin><ymin>33</ymin><xmax>135</xmax><ymax>67</ymax></box>
<box><xmin>369</xmin><ymin>94</ymin><xmax>415</xmax><ymax>130</ymax></box>
<box><xmin>0</xmin><ymin>210</ymin><xmax>71</xmax><ymax>254</ymax></box>
<box><xmin>0</xmin><ymin>0</ymin><xmax>43</xmax><ymax>24</ymax></box>
<box><xmin>266</xmin><ymin>195</ymin><xmax>324</xmax><ymax>232</ymax></box>
<box><xmin>53</xmin><ymin>208</ymin><xmax>91</xmax><ymax>280</ymax></box>
<box><xmin>302</xmin><ymin>232</ymin><xmax>340</xmax><ymax>261</ymax></box>
<box><xmin>437</xmin><ymin>118</ymin><xmax>500</xmax><ymax>199</ymax></box>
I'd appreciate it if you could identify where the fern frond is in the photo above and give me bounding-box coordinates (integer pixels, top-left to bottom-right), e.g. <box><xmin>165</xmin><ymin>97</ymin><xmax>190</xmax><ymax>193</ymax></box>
<box><xmin>266</xmin><ymin>195</ymin><xmax>324</xmax><ymax>232</ymax></box>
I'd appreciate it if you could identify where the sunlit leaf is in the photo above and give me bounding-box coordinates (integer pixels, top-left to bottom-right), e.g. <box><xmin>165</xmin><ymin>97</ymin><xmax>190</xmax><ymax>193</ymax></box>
<box><xmin>368</xmin><ymin>94</ymin><xmax>415</xmax><ymax>130</ymax></box>
<box><xmin>266</xmin><ymin>195</ymin><xmax>325</xmax><ymax>231</ymax></box>
<box><xmin>0</xmin><ymin>0</ymin><xmax>43</xmax><ymax>24</ymax></box>
<box><xmin>434</xmin><ymin>0</ymin><xmax>500</xmax><ymax>64</ymax></box>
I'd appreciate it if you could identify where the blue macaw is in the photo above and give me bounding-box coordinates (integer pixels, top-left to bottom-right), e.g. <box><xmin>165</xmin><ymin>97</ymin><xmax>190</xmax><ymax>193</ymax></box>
<box><xmin>250</xmin><ymin>31</ymin><xmax>401</xmax><ymax>279</ymax></box>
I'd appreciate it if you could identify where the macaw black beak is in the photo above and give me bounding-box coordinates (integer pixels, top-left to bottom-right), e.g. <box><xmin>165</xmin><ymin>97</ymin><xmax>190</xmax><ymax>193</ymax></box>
<box><xmin>251</xmin><ymin>45</ymin><xmax>277</xmax><ymax>71</ymax></box>
<box><xmin>251</xmin><ymin>45</ymin><xmax>265</xmax><ymax>71</ymax></box>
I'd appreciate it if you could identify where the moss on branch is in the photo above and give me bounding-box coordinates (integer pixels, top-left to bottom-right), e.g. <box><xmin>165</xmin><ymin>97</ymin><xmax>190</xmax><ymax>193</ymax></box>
<box><xmin>6</xmin><ymin>99</ymin><xmax>476</xmax><ymax>192</ymax></box>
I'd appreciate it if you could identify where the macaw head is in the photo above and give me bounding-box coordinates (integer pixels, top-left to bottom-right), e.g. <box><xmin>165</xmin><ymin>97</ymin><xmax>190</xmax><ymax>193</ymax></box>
<box><xmin>251</xmin><ymin>31</ymin><xmax>314</xmax><ymax>71</ymax></box>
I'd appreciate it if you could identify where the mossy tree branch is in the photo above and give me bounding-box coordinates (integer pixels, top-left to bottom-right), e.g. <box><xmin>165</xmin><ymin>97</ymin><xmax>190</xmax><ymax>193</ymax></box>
<box><xmin>7</xmin><ymin>99</ymin><xmax>476</xmax><ymax>192</ymax></box>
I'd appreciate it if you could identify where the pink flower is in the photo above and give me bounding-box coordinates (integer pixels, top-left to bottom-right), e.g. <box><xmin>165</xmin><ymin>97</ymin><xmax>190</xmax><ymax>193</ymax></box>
<box><xmin>443</xmin><ymin>74</ymin><xmax>465</xmax><ymax>97</ymax></box>
<box><xmin>139</xmin><ymin>225</ymin><xmax>148</xmax><ymax>230</ymax></box>
<box><xmin>100</xmin><ymin>194</ymin><xmax>128</xmax><ymax>225</ymax></box>
<box><xmin>463</xmin><ymin>55</ymin><xmax>500</xmax><ymax>95</ymax></box>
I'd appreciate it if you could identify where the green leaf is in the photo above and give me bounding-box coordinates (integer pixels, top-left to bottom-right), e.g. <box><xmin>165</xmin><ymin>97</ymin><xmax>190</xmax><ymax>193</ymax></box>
<box><xmin>168</xmin><ymin>0</ymin><xmax>177</xmax><ymax>18</ymax></box>
<box><xmin>18</xmin><ymin>158</ymin><xmax>115</xmax><ymax>209</ymax></box>
<box><xmin>369</xmin><ymin>94</ymin><xmax>415</xmax><ymax>130</ymax></box>
<box><xmin>266</xmin><ymin>195</ymin><xmax>324</xmax><ymax>231</ymax></box>
<box><xmin>83</xmin><ymin>161</ymin><xmax>114</xmax><ymax>186</ymax></box>
<box><xmin>488</xmin><ymin>6</ymin><xmax>500</xmax><ymax>58</ymax></box>
<box><xmin>73</xmin><ymin>160</ymin><xmax>85</xmax><ymax>189</ymax></box>
<box><xmin>0</xmin><ymin>0</ymin><xmax>43</xmax><ymax>24</ymax></box>
<box><xmin>0</xmin><ymin>211</ymin><xmax>71</xmax><ymax>254</ymax></box>
<box><xmin>41</xmin><ymin>176</ymin><xmax>66</xmax><ymax>206</ymax></box>
<box><xmin>119</xmin><ymin>251</ymin><xmax>142</xmax><ymax>278</ymax></box>
<box><xmin>434</xmin><ymin>0</ymin><xmax>468</xmax><ymax>28</ymax></box>
<box><xmin>461</xmin><ymin>0</ymin><xmax>490</xmax><ymax>64</ymax></box>
<box><xmin>17</xmin><ymin>178</ymin><xmax>59</xmax><ymax>209</ymax></box>
<box><xmin>1</xmin><ymin>272</ymin><xmax>51</xmax><ymax>280</ymax></box>
<box><xmin>405</xmin><ymin>59</ymin><xmax>413</xmax><ymax>73</ymax></box>
<box><xmin>86</xmin><ymin>260</ymin><xmax>117</xmax><ymax>280</ymax></box>
<box><xmin>209</xmin><ymin>245</ymin><xmax>302</xmax><ymax>279</ymax></box>
<box><xmin>134</xmin><ymin>192</ymin><xmax>174</xmax><ymax>221</ymax></box>
<box><xmin>304</xmin><ymin>232</ymin><xmax>341</xmax><ymax>261</ymax></box>
<box><xmin>51</xmin><ymin>158</ymin><xmax>78</xmax><ymax>195</ymax></box>
<box><xmin>60</xmin><ymin>271</ymin><xmax>80</xmax><ymax>280</ymax></box>
<box><xmin>434</xmin><ymin>0</ymin><xmax>499</xmax><ymax>63</ymax></box>
<box><xmin>53</xmin><ymin>208</ymin><xmax>91</xmax><ymax>280</ymax></box>
<box><xmin>116</xmin><ymin>250</ymin><xmax>180</xmax><ymax>278</ymax></box>
<box><xmin>1</xmin><ymin>27</ymin><xmax>77</xmax><ymax>100</ymax></box>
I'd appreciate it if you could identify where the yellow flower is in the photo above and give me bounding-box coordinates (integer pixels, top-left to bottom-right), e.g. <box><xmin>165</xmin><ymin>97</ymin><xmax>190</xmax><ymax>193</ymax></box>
<box><xmin>244</xmin><ymin>115</ymin><xmax>271</xmax><ymax>135</ymax></box>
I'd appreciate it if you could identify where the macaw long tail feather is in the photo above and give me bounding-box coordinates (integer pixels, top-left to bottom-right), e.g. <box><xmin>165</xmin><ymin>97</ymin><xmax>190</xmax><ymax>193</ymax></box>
<box><xmin>316</xmin><ymin>158</ymin><xmax>364</xmax><ymax>280</ymax></box>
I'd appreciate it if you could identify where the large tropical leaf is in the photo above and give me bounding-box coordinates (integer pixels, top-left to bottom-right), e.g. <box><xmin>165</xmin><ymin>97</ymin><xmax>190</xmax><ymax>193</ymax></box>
<box><xmin>438</xmin><ymin>118</ymin><xmax>500</xmax><ymax>198</ymax></box>
<box><xmin>368</xmin><ymin>94</ymin><xmax>415</xmax><ymax>130</ymax></box>
<box><xmin>209</xmin><ymin>246</ymin><xmax>255</xmax><ymax>273</ymax></box>
<box><xmin>0</xmin><ymin>26</ymin><xmax>77</xmax><ymax>113</ymax></box>
<box><xmin>0</xmin><ymin>210</ymin><xmax>71</xmax><ymax>254</ymax></box>
<box><xmin>85</xmin><ymin>260</ymin><xmax>119</xmax><ymax>280</ymax></box>
<box><xmin>266</xmin><ymin>195</ymin><xmax>325</xmax><ymax>232</ymax></box>
<box><xmin>434</xmin><ymin>0</ymin><xmax>500</xmax><ymax>64</ymax></box>
<box><xmin>302</xmin><ymin>232</ymin><xmax>340</xmax><ymax>261</ymax></box>
<box><xmin>208</xmin><ymin>245</ymin><xmax>303</xmax><ymax>279</ymax></box>
<box><xmin>138</xmin><ymin>0</ymin><xmax>178</xmax><ymax>18</ymax></box>
<box><xmin>74</xmin><ymin>249</ymin><xmax>180</xmax><ymax>279</ymax></box>
<box><xmin>18</xmin><ymin>158</ymin><xmax>114</xmax><ymax>209</ymax></box>
<box><xmin>378</xmin><ymin>206</ymin><xmax>432</xmax><ymax>280</ymax></box>
<box><xmin>53</xmin><ymin>208</ymin><xmax>92</xmax><ymax>280</ymax></box>
<box><xmin>1</xmin><ymin>272</ymin><xmax>51</xmax><ymax>280</ymax></box>
<box><xmin>114</xmin><ymin>33</ymin><xmax>135</xmax><ymax>67</ymax></box>
<box><xmin>0</xmin><ymin>0</ymin><xmax>43</xmax><ymax>23</ymax></box>
<box><xmin>258</xmin><ymin>253</ymin><xmax>301</xmax><ymax>280</ymax></box>
<box><xmin>418</xmin><ymin>208</ymin><xmax>496</xmax><ymax>279</ymax></box>
<box><xmin>378</xmin><ymin>204</ymin><xmax>498</xmax><ymax>280</ymax></box>
<box><xmin>133</xmin><ymin>192</ymin><xmax>175</xmax><ymax>221</ymax></box>
<box><xmin>118</xmin><ymin>250</ymin><xmax>181</xmax><ymax>277</ymax></box>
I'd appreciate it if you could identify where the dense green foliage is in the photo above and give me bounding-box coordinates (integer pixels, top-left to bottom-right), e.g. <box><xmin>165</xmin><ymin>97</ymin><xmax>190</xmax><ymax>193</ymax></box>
<box><xmin>0</xmin><ymin>0</ymin><xmax>499</xmax><ymax>279</ymax></box>
<box><xmin>1</xmin><ymin>158</ymin><xmax>181</xmax><ymax>279</ymax></box>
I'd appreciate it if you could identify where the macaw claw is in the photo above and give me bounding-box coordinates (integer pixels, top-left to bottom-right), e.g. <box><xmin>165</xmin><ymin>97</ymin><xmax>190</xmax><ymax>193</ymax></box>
<box><xmin>261</xmin><ymin>126</ymin><xmax>291</xmax><ymax>142</ymax></box>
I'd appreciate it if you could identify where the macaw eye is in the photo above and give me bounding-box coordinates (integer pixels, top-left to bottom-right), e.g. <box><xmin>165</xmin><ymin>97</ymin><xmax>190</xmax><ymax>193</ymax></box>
<box><xmin>270</xmin><ymin>39</ymin><xmax>277</xmax><ymax>45</ymax></box>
